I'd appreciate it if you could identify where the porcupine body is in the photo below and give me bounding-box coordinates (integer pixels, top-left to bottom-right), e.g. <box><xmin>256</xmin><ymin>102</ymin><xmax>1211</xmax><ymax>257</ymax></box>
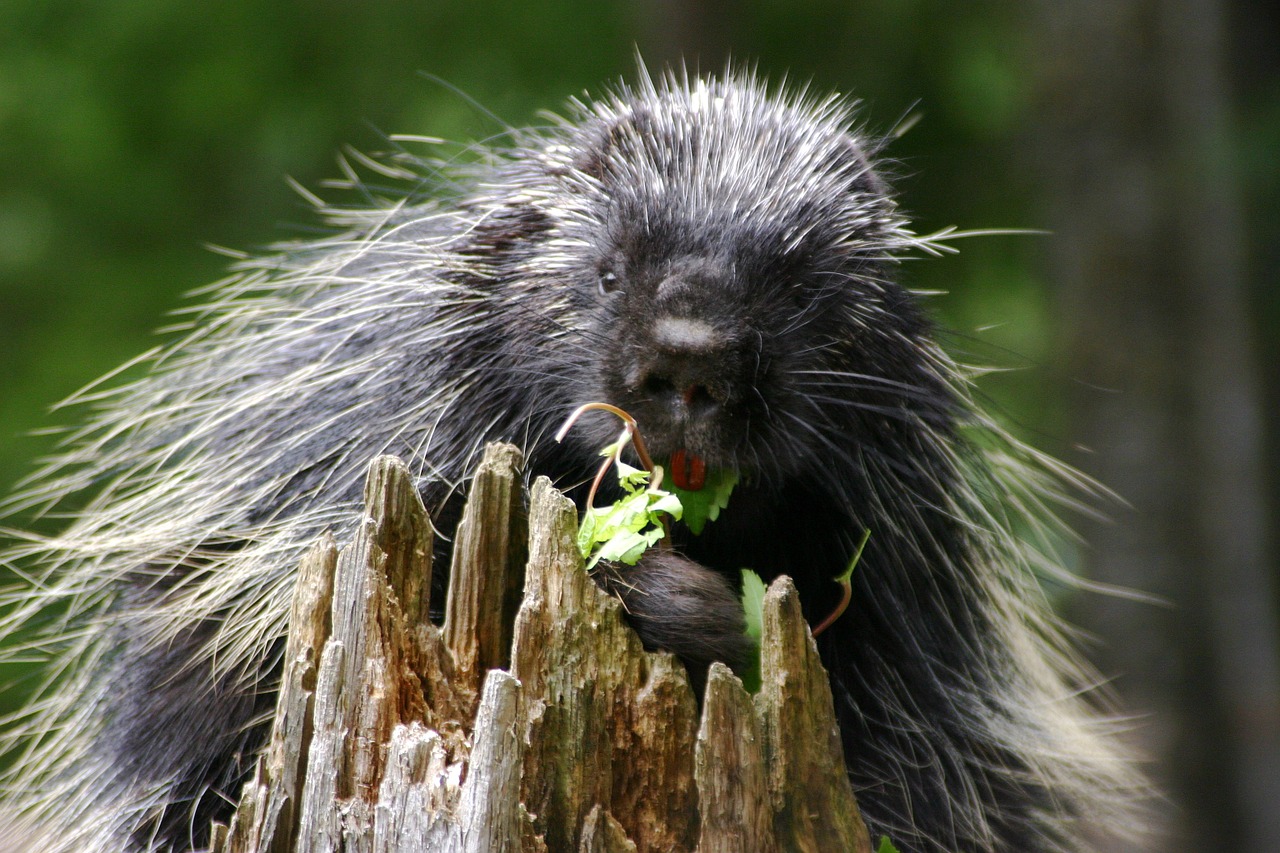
<box><xmin>0</xmin><ymin>69</ymin><xmax>1143</xmax><ymax>851</ymax></box>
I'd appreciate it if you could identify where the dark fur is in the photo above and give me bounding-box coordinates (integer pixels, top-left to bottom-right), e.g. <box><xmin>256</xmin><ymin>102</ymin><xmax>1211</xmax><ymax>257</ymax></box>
<box><xmin>1</xmin><ymin>69</ymin><xmax>1141</xmax><ymax>852</ymax></box>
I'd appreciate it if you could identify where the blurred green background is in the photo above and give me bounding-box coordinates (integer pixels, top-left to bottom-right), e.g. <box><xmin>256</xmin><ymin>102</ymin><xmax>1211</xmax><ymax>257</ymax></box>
<box><xmin>1</xmin><ymin>1</ymin><xmax>1276</xmax><ymax>850</ymax></box>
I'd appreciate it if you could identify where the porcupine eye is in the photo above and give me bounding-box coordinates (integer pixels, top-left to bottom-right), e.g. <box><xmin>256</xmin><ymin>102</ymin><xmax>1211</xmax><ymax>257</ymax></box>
<box><xmin>598</xmin><ymin>270</ymin><xmax>621</xmax><ymax>296</ymax></box>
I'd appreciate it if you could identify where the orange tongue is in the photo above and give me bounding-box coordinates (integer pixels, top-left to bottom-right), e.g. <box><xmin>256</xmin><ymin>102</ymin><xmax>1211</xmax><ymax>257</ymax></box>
<box><xmin>670</xmin><ymin>449</ymin><xmax>706</xmax><ymax>490</ymax></box>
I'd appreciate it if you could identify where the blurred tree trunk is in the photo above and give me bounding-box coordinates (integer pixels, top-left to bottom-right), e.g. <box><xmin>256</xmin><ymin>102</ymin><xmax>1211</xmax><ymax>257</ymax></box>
<box><xmin>1030</xmin><ymin>2</ymin><xmax>1280</xmax><ymax>851</ymax></box>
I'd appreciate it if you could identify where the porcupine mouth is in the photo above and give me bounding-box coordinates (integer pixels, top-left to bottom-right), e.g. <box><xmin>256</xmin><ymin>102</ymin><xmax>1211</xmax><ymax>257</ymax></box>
<box><xmin>609</xmin><ymin>368</ymin><xmax>755</xmax><ymax>488</ymax></box>
<box><xmin>630</xmin><ymin>416</ymin><xmax>738</xmax><ymax>487</ymax></box>
<box><xmin>625</xmin><ymin>402</ymin><xmax>738</xmax><ymax>490</ymax></box>
<box><xmin>668</xmin><ymin>447</ymin><xmax>708</xmax><ymax>491</ymax></box>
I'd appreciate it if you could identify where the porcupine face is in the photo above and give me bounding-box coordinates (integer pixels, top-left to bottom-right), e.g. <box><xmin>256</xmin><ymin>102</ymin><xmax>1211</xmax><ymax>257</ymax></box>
<box><xmin>547</xmin><ymin>80</ymin><xmax>942</xmax><ymax>486</ymax></box>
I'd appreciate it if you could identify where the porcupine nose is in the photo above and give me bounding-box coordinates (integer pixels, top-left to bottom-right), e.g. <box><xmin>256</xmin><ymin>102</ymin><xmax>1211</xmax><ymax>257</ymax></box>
<box><xmin>637</xmin><ymin>315</ymin><xmax>739</xmax><ymax>422</ymax></box>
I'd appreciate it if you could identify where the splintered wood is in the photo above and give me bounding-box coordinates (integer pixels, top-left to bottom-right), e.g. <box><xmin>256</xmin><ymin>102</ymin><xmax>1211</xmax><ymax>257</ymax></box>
<box><xmin>210</xmin><ymin>443</ymin><xmax>870</xmax><ymax>853</ymax></box>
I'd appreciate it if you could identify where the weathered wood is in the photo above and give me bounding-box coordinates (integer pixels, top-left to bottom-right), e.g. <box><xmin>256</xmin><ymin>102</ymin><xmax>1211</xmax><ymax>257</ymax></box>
<box><xmin>219</xmin><ymin>535</ymin><xmax>337</xmax><ymax>853</ymax></box>
<box><xmin>371</xmin><ymin>723</ymin><xmax>454</xmax><ymax>852</ymax></box>
<box><xmin>511</xmin><ymin>478</ymin><xmax>700</xmax><ymax>852</ymax></box>
<box><xmin>579</xmin><ymin>806</ymin><xmax>637</xmax><ymax>853</ymax></box>
<box><xmin>211</xmin><ymin>444</ymin><xmax>871</xmax><ymax>853</ymax></box>
<box><xmin>444</xmin><ymin>443</ymin><xmax>527</xmax><ymax>695</ymax></box>
<box><xmin>455</xmin><ymin>670</ymin><xmax>530</xmax><ymax>853</ymax></box>
<box><xmin>758</xmin><ymin>579</ymin><xmax>872</xmax><ymax>853</ymax></box>
<box><xmin>694</xmin><ymin>663</ymin><xmax>776</xmax><ymax>853</ymax></box>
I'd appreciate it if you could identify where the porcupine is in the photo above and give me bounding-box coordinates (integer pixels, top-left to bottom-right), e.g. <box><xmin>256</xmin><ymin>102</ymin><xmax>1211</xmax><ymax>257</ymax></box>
<box><xmin>0</xmin><ymin>68</ymin><xmax>1145</xmax><ymax>851</ymax></box>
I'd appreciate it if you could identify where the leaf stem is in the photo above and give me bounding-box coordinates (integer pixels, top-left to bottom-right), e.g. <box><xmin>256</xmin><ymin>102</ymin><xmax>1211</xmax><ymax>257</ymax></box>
<box><xmin>556</xmin><ymin>402</ymin><xmax>671</xmax><ymax>546</ymax></box>
<box><xmin>811</xmin><ymin>528</ymin><xmax>871</xmax><ymax>637</ymax></box>
<box><xmin>556</xmin><ymin>402</ymin><xmax>658</xmax><ymax>475</ymax></box>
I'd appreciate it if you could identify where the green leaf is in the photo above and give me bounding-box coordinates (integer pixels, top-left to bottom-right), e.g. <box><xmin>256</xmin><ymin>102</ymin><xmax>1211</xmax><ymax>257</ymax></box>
<box><xmin>578</xmin><ymin>458</ymin><xmax>684</xmax><ymax>570</ymax></box>
<box><xmin>876</xmin><ymin>836</ymin><xmax>902</xmax><ymax>853</ymax></box>
<box><xmin>670</xmin><ymin>467</ymin><xmax>738</xmax><ymax>535</ymax></box>
<box><xmin>575</xmin><ymin>506</ymin><xmax>600</xmax><ymax>559</ymax></box>
<box><xmin>648</xmin><ymin>491</ymin><xmax>683</xmax><ymax>520</ymax></box>
<box><xmin>594</xmin><ymin>529</ymin><xmax>653</xmax><ymax>566</ymax></box>
<box><xmin>575</xmin><ymin>437</ymin><xmax>735</xmax><ymax>576</ymax></box>
<box><xmin>741</xmin><ymin>568</ymin><xmax>766</xmax><ymax>645</ymax></box>
<box><xmin>614</xmin><ymin>459</ymin><xmax>650</xmax><ymax>490</ymax></box>
<box><xmin>739</xmin><ymin>568</ymin><xmax>766</xmax><ymax>693</ymax></box>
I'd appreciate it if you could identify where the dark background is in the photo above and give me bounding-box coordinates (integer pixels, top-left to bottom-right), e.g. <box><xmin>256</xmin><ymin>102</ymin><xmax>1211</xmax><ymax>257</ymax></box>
<box><xmin>1</xmin><ymin>2</ymin><xmax>1276</xmax><ymax>849</ymax></box>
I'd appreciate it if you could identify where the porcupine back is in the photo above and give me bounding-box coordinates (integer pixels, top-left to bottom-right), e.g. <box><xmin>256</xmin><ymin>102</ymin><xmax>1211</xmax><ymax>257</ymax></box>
<box><xmin>0</xmin><ymin>68</ymin><xmax>1144</xmax><ymax>851</ymax></box>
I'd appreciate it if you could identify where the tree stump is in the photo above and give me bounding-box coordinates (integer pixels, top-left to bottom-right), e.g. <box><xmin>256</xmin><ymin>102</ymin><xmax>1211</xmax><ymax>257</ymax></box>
<box><xmin>209</xmin><ymin>443</ymin><xmax>871</xmax><ymax>853</ymax></box>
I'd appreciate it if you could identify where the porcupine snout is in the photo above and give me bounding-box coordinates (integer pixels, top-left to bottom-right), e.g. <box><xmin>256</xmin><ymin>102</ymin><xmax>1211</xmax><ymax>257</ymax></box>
<box><xmin>640</xmin><ymin>315</ymin><xmax>734</xmax><ymax>419</ymax></box>
<box><xmin>616</xmin><ymin>262</ymin><xmax>759</xmax><ymax>467</ymax></box>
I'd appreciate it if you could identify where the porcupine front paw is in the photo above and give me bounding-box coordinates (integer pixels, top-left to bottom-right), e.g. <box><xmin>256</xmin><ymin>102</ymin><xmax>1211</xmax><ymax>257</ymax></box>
<box><xmin>594</xmin><ymin>549</ymin><xmax>751</xmax><ymax>694</ymax></box>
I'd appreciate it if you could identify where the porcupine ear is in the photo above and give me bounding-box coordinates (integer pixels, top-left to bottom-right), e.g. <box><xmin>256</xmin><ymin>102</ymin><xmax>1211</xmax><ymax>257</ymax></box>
<box><xmin>568</xmin><ymin>114</ymin><xmax>643</xmax><ymax>184</ymax></box>
<box><xmin>459</xmin><ymin>194</ymin><xmax>555</xmax><ymax>258</ymax></box>
<box><xmin>564</xmin><ymin>140</ymin><xmax>606</xmax><ymax>185</ymax></box>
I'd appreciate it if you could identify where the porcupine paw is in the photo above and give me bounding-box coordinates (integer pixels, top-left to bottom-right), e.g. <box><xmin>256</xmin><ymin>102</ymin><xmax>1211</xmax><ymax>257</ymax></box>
<box><xmin>594</xmin><ymin>549</ymin><xmax>751</xmax><ymax>695</ymax></box>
